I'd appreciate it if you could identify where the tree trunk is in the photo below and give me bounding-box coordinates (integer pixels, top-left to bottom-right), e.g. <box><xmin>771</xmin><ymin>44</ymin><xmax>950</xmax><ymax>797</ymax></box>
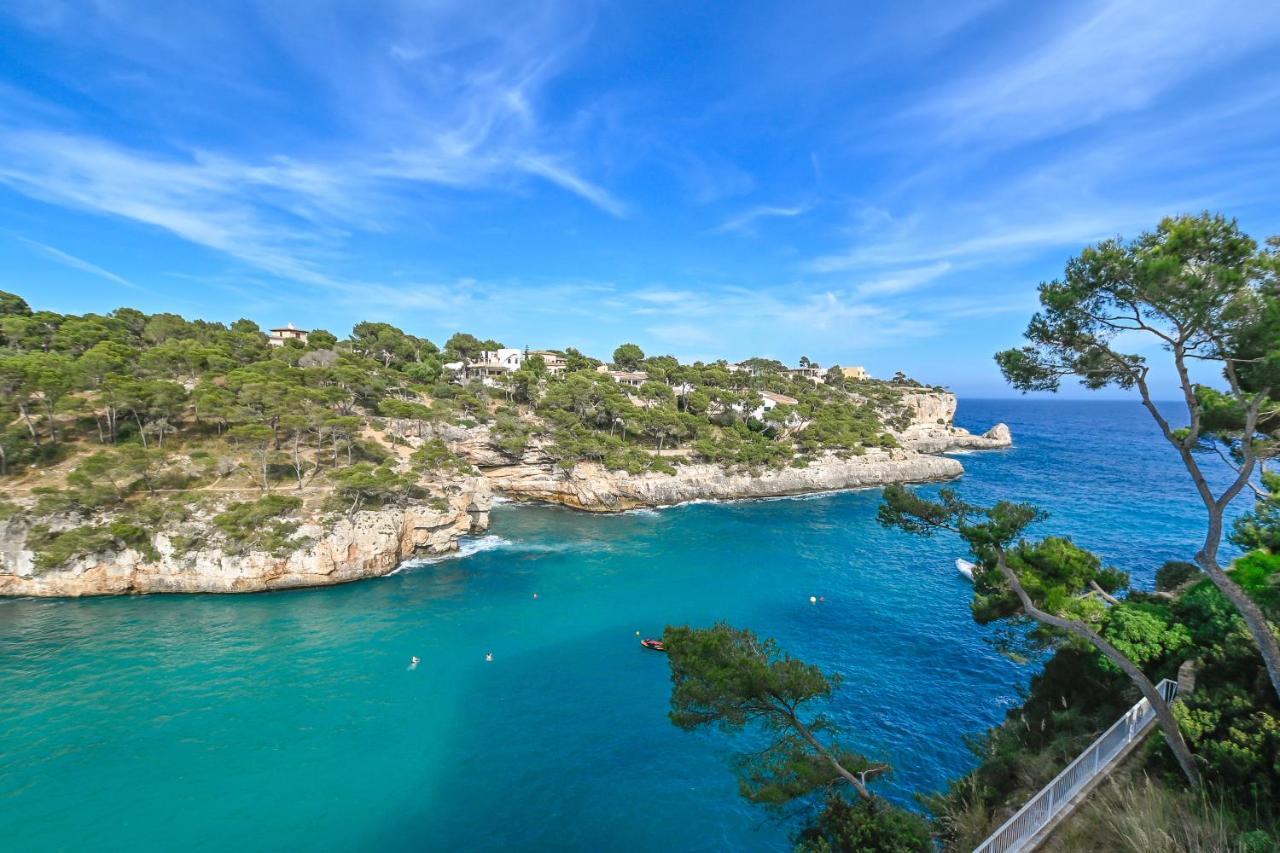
<box><xmin>787</xmin><ymin>711</ymin><xmax>874</xmax><ymax>801</ymax></box>
<box><xmin>1200</xmin><ymin>558</ymin><xmax>1280</xmax><ymax>700</ymax></box>
<box><xmin>134</xmin><ymin>411</ymin><xmax>148</xmax><ymax>449</ymax></box>
<box><xmin>293</xmin><ymin>434</ymin><xmax>303</xmax><ymax>490</ymax></box>
<box><xmin>1135</xmin><ymin>371</ymin><xmax>1280</xmax><ymax>704</ymax></box>
<box><xmin>41</xmin><ymin>400</ymin><xmax>58</xmax><ymax>443</ymax></box>
<box><xmin>995</xmin><ymin>553</ymin><xmax>1201</xmax><ymax>786</ymax></box>
<box><xmin>17</xmin><ymin>403</ymin><xmax>39</xmax><ymax>445</ymax></box>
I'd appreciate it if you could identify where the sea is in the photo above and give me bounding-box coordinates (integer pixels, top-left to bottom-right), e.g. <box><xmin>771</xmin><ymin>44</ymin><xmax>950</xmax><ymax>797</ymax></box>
<box><xmin>0</xmin><ymin>400</ymin><xmax>1251</xmax><ymax>852</ymax></box>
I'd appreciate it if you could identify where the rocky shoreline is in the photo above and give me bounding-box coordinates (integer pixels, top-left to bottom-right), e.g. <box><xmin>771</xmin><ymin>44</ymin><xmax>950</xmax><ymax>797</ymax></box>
<box><xmin>0</xmin><ymin>485</ymin><xmax>492</xmax><ymax>597</ymax></box>
<box><xmin>484</xmin><ymin>449</ymin><xmax>970</xmax><ymax>512</ymax></box>
<box><xmin>0</xmin><ymin>391</ymin><xmax>1009</xmax><ymax>596</ymax></box>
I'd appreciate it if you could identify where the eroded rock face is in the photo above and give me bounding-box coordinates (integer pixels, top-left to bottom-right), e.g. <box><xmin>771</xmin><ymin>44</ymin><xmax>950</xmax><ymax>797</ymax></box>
<box><xmin>0</xmin><ymin>481</ymin><xmax>491</xmax><ymax>597</ymax></box>
<box><xmin>484</xmin><ymin>451</ymin><xmax>964</xmax><ymax>512</ymax></box>
<box><xmin>890</xmin><ymin>392</ymin><xmax>1012</xmax><ymax>454</ymax></box>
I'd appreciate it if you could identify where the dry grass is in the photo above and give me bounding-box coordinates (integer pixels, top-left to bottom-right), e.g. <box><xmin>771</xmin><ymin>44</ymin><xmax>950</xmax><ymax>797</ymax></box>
<box><xmin>1045</xmin><ymin>771</ymin><xmax>1277</xmax><ymax>853</ymax></box>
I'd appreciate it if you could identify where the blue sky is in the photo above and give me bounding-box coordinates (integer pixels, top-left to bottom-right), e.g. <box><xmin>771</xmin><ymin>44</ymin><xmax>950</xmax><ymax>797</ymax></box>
<box><xmin>1</xmin><ymin>1</ymin><xmax>1278</xmax><ymax>397</ymax></box>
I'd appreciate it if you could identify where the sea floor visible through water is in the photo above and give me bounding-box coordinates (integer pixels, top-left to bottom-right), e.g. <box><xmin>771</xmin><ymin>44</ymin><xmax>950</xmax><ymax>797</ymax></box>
<box><xmin>0</xmin><ymin>399</ymin><xmax>1249</xmax><ymax>851</ymax></box>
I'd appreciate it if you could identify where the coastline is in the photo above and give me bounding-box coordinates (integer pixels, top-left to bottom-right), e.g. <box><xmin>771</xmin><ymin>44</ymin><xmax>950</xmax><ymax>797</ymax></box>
<box><xmin>0</xmin><ymin>392</ymin><xmax>1010</xmax><ymax>597</ymax></box>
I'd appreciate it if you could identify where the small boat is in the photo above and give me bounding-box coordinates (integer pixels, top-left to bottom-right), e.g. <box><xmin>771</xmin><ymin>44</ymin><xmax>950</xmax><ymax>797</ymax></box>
<box><xmin>956</xmin><ymin>558</ymin><xmax>976</xmax><ymax>581</ymax></box>
<box><xmin>640</xmin><ymin>638</ymin><xmax>667</xmax><ymax>652</ymax></box>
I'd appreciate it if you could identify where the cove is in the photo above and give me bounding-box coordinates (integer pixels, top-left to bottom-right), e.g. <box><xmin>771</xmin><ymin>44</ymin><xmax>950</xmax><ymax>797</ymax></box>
<box><xmin>0</xmin><ymin>400</ymin><xmax>1245</xmax><ymax>851</ymax></box>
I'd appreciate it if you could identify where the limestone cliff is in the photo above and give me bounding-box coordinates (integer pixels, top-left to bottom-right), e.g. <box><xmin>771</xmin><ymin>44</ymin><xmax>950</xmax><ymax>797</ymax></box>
<box><xmin>890</xmin><ymin>391</ymin><xmax>1012</xmax><ymax>453</ymax></box>
<box><xmin>0</xmin><ymin>481</ymin><xmax>490</xmax><ymax>597</ymax></box>
<box><xmin>484</xmin><ymin>450</ymin><xmax>964</xmax><ymax>512</ymax></box>
<box><xmin>433</xmin><ymin>389</ymin><xmax>1009</xmax><ymax>512</ymax></box>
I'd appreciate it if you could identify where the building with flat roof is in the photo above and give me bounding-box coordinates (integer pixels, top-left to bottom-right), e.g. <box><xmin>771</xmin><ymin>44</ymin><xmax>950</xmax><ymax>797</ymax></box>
<box><xmin>268</xmin><ymin>323</ymin><xmax>309</xmax><ymax>347</ymax></box>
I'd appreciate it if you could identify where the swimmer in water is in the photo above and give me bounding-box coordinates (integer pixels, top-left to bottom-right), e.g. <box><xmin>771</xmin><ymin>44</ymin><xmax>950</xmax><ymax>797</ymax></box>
<box><xmin>409</xmin><ymin>656</ymin><xmax>421</xmax><ymax>670</ymax></box>
<box><xmin>485</xmin><ymin>652</ymin><xmax>493</xmax><ymax>662</ymax></box>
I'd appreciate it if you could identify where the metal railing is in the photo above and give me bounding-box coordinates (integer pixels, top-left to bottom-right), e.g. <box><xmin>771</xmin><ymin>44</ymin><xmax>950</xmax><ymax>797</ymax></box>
<box><xmin>973</xmin><ymin>678</ymin><xmax>1179</xmax><ymax>853</ymax></box>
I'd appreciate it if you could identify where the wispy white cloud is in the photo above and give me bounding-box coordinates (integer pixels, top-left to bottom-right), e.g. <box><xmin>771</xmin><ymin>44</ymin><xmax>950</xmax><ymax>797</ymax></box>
<box><xmin>713</xmin><ymin>203</ymin><xmax>809</xmax><ymax>235</ymax></box>
<box><xmin>914</xmin><ymin>0</ymin><xmax>1280</xmax><ymax>148</ymax></box>
<box><xmin>516</xmin><ymin>155</ymin><xmax>628</xmax><ymax>217</ymax></box>
<box><xmin>0</xmin><ymin>1</ymin><xmax>628</xmax><ymax>292</ymax></box>
<box><xmin>0</xmin><ymin>130</ymin><xmax>350</xmax><ymax>289</ymax></box>
<box><xmin>855</xmin><ymin>262</ymin><xmax>951</xmax><ymax>296</ymax></box>
<box><xmin>808</xmin><ymin>214</ymin><xmax>1139</xmax><ymax>273</ymax></box>
<box><xmin>13</xmin><ymin>235</ymin><xmax>138</xmax><ymax>289</ymax></box>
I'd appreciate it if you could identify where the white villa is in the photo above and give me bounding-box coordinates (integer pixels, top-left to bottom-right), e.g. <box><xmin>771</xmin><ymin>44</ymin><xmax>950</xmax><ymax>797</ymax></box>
<box><xmin>720</xmin><ymin>390</ymin><xmax>804</xmax><ymax>425</ymax></box>
<box><xmin>752</xmin><ymin>391</ymin><xmax>800</xmax><ymax>421</ymax></box>
<box><xmin>789</xmin><ymin>364</ymin><xmax>824</xmax><ymax>383</ymax></box>
<box><xmin>529</xmin><ymin>350</ymin><xmax>568</xmax><ymax>375</ymax></box>
<box><xmin>268</xmin><ymin>323</ymin><xmax>309</xmax><ymax>347</ymax></box>
<box><xmin>596</xmin><ymin>365</ymin><xmax>649</xmax><ymax>388</ymax></box>
<box><xmin>728</xmin><ymin>362</ymin><xmax>768</xmax><ymax>377</ymax></box>
<box><xmin>460</xmin><ymin>348</ymin><xmax>525</xmax><ymax>386</ymax></box>
<box><xmin>446</xmin><ymin>348</ymin><xmax>568</xmax><ymax>386</ymax></box>
<box><xmin>841</xmin><ymin>366</ymin><xmax>870</xmax><ymax>380</ymax></box>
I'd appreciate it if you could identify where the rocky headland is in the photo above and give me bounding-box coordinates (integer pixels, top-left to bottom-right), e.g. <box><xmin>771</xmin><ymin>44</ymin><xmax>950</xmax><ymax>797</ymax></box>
<box><xmin>436</xmin><ymin>389</ymin><xmax>1009</xmax><ymax>511</ymax></box>
<box><xmin>1</xmin><ymin>390</ymin><xmax>1007</xmax><ymax>596</ymax></box>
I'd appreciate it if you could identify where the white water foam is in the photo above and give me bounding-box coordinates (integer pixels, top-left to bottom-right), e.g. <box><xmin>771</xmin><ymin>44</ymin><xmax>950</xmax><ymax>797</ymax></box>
<box><xmin>391</xmin><ymin>534</ymin><xmax>598</xmax><ymax>574</ymax></box>
<box><xmin>392</xmin><ymin>535</ymin><xmax>511</xmax><ymax>572</ymax></box>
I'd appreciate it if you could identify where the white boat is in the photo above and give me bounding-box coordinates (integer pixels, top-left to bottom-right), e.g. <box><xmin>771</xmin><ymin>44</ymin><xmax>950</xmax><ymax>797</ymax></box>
<box><xmin>956</xmin><ymin>558</ymin><xmax>976</xmax><ymax>581</ymax></box>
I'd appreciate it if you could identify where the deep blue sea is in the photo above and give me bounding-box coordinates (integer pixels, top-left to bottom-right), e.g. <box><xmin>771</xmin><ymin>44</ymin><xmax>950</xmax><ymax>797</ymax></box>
<box><xmin>0</xmin><ymin>400</ymin><xmax>1250</xmax><ymax>852</ymax></box>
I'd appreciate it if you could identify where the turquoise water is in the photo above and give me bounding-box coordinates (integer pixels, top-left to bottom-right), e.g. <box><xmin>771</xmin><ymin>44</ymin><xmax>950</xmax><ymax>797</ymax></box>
<box><xmin>0</xmin><ymin>400</ymin><xmax>1248</xmax><ymax>851</ymax></box>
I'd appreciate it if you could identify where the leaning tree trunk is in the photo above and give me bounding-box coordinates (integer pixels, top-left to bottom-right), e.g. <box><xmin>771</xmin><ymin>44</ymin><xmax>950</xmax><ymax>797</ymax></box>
<box><xmin>787</xmin><ymin>712</ymin><xmax>875</xmax><ymax>802</ymax></box>
<box><xmin>995</xmin><ymin>554</ymin><xmax>1202</xmax><ymax>786</ymax></box>
<box><xmin>1136</xmin><ymin>371</ymin><xmax>1280</xmax><ymax>705</ymax></box>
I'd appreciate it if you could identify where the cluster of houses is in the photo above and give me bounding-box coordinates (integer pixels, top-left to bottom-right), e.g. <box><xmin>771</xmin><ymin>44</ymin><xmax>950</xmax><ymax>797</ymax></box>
<box><xmin>267</xmin><ymin>324</ymin><xmax>869</xmax><ymax>430</ymax></box>
<box><xmin>436</xmin><ymin>347</ymin><xmax>870</xmax><ymax>391</ymax></box>
<box><xmin>427</xmin><ymin>346</ymin><xmax>879</xmax><ymax>431</ymax></box>
<box><xmin>264</xmin><ymin>324</ymin><xmax>870</xmax><ymax>390</ymax></box>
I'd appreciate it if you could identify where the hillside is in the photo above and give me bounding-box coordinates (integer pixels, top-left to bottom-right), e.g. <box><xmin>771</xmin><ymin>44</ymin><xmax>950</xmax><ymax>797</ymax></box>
<box><xmin>0</xmin><ymin>290</ymin><xmax>1007</xmax><ymax>594</ymax></box>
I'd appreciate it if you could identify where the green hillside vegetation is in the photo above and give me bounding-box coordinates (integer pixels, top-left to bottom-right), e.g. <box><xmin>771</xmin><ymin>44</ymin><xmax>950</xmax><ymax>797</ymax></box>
<box><xmin>0</xmin><ymin>291</ymin><xmax>921</xmax><ymax>572</ymax></box>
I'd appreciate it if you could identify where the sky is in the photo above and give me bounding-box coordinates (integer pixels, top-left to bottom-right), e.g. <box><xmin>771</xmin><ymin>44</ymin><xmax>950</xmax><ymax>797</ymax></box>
<box><xmin>1</xmin><ymin>1</ymin><xmax>1278</xmax><ymax>397</ymax></box>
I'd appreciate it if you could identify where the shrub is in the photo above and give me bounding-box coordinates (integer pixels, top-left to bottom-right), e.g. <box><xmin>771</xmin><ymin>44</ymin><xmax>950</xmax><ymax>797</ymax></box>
<box><xmin>31</xmin><ymin>521</ymin><xmax>157</xmax><ymax>571</ymax></box>
<box><xmin>213</xmin><ymin>495</ymin><xmax>304</xmax><ymax>556</ymax></box>
<box><xmin>411</xmin><ymin>439</ymin><xmax>473</xmax><ymax>475</ymax></box>
<box><xmin>1156</xmin><ymin>560</ymin><xmax>1200</xmax><ymax>592</ymax></box>
<box><xmin>795</xmin><ymin>795</ymin><xmax>932</xmax><ymax>852</ymax></box>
